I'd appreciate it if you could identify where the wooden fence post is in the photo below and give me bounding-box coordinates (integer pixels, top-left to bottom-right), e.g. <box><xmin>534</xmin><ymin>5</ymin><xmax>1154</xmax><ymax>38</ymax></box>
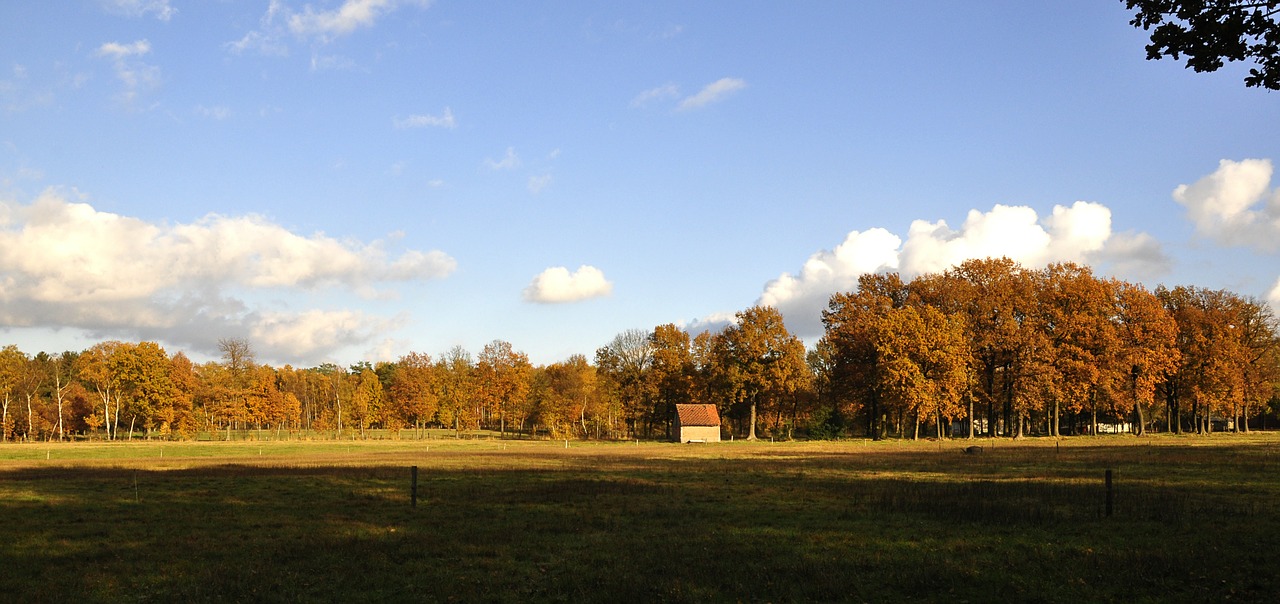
<box><xmin>1105</xmin><ymin>469</ymin><xmax>1113</xmax><ymax>517</ymax></box>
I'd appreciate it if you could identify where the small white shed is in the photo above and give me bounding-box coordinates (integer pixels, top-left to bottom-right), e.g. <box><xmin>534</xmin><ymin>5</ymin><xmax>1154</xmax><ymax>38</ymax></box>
<box><xmin>674</xmin><ymin>404</ymin><xmax>721</xmax><ymax>443</ymax></box>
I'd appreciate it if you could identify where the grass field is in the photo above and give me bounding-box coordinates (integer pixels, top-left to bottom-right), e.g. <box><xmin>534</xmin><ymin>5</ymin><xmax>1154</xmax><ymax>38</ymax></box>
<box><xmin>3</xmin><ymin>434</ymin><xmax>1279</xmax><ymax>602</ymax></box>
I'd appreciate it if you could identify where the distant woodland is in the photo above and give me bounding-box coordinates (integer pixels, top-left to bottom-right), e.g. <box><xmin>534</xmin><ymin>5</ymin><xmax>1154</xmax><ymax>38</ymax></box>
<box><xmin>2</xmin><ymin>258</ymin><xmax>1278</xmax><ymax>442</ymax></box>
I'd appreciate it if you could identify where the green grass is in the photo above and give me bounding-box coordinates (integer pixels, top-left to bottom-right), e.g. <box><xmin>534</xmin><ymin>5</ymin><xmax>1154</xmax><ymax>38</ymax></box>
<box><xmin>3</xmin><ymin>435</ymin><xmax>1279</xmax><ymax>602</ymax></box>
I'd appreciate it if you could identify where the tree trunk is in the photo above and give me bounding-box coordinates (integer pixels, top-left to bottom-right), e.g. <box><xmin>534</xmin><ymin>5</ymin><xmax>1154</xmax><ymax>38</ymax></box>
<box><xmin>966</xmin><ymin>395</ymin><xmax>975</xmax><ymax>439</ymax></box>
<box><xmin>1052</xmin><ymin>399</ymin><xmax>1060</xmax><ymax>438</ymax></box>
<box><xmin>747</xmin><ymin>396</ymin><xmax>758</xmax><ymax>441</ymax></box>
<box><xmin>1133</xmin><ymin>402</ymin><xmax>1145</xmax><ymax>436</ymax></box>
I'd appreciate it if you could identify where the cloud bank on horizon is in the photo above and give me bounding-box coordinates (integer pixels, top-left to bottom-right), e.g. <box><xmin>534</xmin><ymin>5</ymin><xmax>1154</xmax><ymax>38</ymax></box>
<box><xmin>0</xmin><ymin>187</ymin><xmax>454</xmax><ymax>362</ymax></box>
<box><xmin>744</xmin><ymin>159</ymin><xmax>1280</xmax><ymax>338</ymax></box>
<box><xmin>754</xmin><ymin>200</ymin><xmax>1169</xmax><ymax>337</ymax></box>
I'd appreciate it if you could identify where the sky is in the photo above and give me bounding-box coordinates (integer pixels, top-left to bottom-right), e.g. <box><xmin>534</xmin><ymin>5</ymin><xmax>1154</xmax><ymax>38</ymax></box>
<box><xmin>1</xmin><ymin>0</ymin><xmax>1279</xmax><ymax>367</ymax></box>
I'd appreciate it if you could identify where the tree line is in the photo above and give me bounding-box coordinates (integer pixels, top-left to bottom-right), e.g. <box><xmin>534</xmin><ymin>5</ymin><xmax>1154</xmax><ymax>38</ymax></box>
<box><xmin>2</xmin><ymin>258</ymin><xmax>1278</xmax><ymax>442</ymax></box>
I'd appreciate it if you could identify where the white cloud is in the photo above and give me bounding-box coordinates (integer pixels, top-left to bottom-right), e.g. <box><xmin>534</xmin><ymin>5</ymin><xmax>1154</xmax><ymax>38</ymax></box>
<box><xmin>0</xmin><ymin>187</ymin><xmax>456</xmax><ymax>362</ymax></box>
<box><xmin>394</xmin><ymin>107</ymin><xmax>455</xmax><ymax>129</ymax></box>
<box><xmin>227</xmin><ymin>0</ymin><xmax>430</xmax><ymax>57</ymax></box>
<box><xmin>1269</xmin><ymin>277</ymin><xmax>1280</xmax><ymax>310</ymax></box>
<box><xmin>677</xmin><ymin>77</ymin><xmax>746</xmax><ymax>111</ymax></box>
<box><xmin>898</xmin><ymin>202</ymin><xmax>1112</xmax><ymax>277</ymax></box>
<box><xmin>758</xmin><ymin>228</ymin><xmax>902</xmax><ymax>336</ymax></box>
<box><xmin>678</xmin><ymin>311</ymin><xmax>738</xmax><ymax>337</ymax></box>
<box><xmin>523</xmin><ymin>265</ymin><xmax>613</xmax><ymax>303</ymax></box>
<box><xmin>631</xmin><ymin>83</ymin><xmax>680</xmax><ymax>108</ymax></box>
<box><xmin>289</xmin><ymin>0</ymin><xmax>431</xmax><ymax>41</ymax></box>
<box><xmin>96</xmin><ymin>40</ymin><xmax>151</xmax><ymax>60</ymax></box>
<box><xmin>101</xmin><ymin>0</ymin><xmax>176</xmax><ymax>21</ymax></box>
<box><xmin>484</xmin><ymin>147</ymin><xmax>521</xmax><ymax>171</ymax></box>
<box><xmin>226</xmin><ymin>30</ymin><xmax>290</xmax><ymax>56</ymax></box>
<box><xmin>527</xmin><ymin>174</ymin><xmax>553</xmax><ymax>194</ymax></box>
<box><xmin>95</xmin><ymin>40</ymin><xmax>160</xmax><ymax>106</ymax></box>
<box><xmin>250</xmin><ymin>309</ymin><xmax>400</xmax><ymax>360</ymax></box>
<box><xmin>754</xmin><ymin>201</ymin><xmax>1167</xmax><ymax>337</ymax></box>
<box><xmin>1173</xmin><ymin>158</ymin><xmax>1280</xmax><ymax>251</ymax></box>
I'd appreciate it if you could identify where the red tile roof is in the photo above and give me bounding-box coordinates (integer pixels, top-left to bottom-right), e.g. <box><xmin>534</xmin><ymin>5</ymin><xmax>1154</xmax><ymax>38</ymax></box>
<box><xmin>675</xmin><ymin>404</ymin><xmax>721</xmax><ymax>427</ymax></box>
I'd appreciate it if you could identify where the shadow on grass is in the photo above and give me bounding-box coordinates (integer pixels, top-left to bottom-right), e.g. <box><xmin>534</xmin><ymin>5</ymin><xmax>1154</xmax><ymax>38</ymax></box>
<box><xmin>2</xmin><ymin>443</ymin><xmax>1279</xmax><ymax>602</ymax></box>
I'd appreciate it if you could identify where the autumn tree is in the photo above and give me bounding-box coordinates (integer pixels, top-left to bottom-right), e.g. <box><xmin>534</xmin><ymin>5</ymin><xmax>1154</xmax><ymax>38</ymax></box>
<box><xmin>0</xmin><ymin>345</ymin><xmax>24</xmax><ymax>440</ymax></box>
<box><xmin>1157</xmin><ymin>286</ymin><xmax>1249</xmax><ymax>433</ymax></box>
<box><xmin>76</xmin><ymin>341</ymin><xmax>128</xmax><ymax>440</ymax></box>
<box><xmin>823</xmin><ymin>273</ymin><xmax>908</xmax><ymax>439</ymax></box>
<box><xmin>648</xmin><ymin>324</ymin><xmax>696</xmax><ymax>437</ymax></box>
<box><xmin>1110</xmin><ymin>281</ymin><xmax>1180</xmax><ymax>435</ymax></box>
<box><xmin>535</xmin><ymin>355</ymin><xmax>600</xmax><ymax>438</ymax></box>
<box><xmin>112</xmin><ymin>342</ymin><xmax>176</xmax><ymax>439</ymax></box>
<box><xmin>168</xmin><ymin>352</ymin><xmax>198</xmax><ymax>438</ymax></box>
<box><xmin>1034</xmin><ymin>264</ymin><xmax>1121</xmax><ymax>437</ymax></box>
<box><xmin>388</xmin><ymin>352</ymin><xmax>438</xmax><ymax>436</ymax></box>
<box><xmin>595</xmin><ymin>329</ymin><xmax>654</xmax><ymax>437</ymax></box>
<box><xmin>475</xmin><ymin>340</ymin><xmax>533</xmax><ymax>435</ymax></box>
<box><xmin>874</xmin><ymin>305</ymin><xmax>969</xmax><ymax>439</ymax></box>
<box><xmin>47</xmin><ymin>351</ymin><xmax>78</xmax><ymax>441</ymax></box>
<box><xmin>718</xmin><ymin>306</ymin><xmax>807</xmax><ymax>440</ymax></box>
<box><xmin>436</xmin><ymin>346</ymin><xmax>477</xmax><ymax>436</ymax></box>
<box><xmin>349</xmin><ymin>368</ymin><xmax>384</xmax><ymax>438</ymax></box>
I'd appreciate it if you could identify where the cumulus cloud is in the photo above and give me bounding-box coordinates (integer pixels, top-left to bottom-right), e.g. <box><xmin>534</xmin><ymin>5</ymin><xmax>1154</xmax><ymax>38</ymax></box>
<box><xmin>754</xmin><ymin>201</ymin><xmax>1167</xmax><ymax>337</ymax></box>
<box><xmin>678</xmin><ymin>311</ymin><xmax>739</xmax><ymax>337</ymax></box>
<box><xmin>677</xmin><ymin>77</ymin><xmax>746</xmax><ymax>111</ymax></box>
<box><xmin>523</xmin><ymin>265</ymin><xmax>612</xmax><ymax>304</ymax></box>
<box><xmin>1269</xmin><ymin>277</ymin><xmax>1280</xmax><ymax>309</ymax></box>
<box><xmin>0</xmin><ymin>188</ymin><xmax>456</xmax><ymax>362</ymax></box>
<box><xmin>1173</xmin><ymin>158</ymin><xmax>1280</xmax><ymax>251</ymax></box>
<box><xmin>393</xmin><ymin>107</ymin><xmax>455</xmax><ymax>129</ymax></box>
<box><xmin>101</xmin><ymin>0</ymin><xmax>176</xmax><ymax>21</ymax></box>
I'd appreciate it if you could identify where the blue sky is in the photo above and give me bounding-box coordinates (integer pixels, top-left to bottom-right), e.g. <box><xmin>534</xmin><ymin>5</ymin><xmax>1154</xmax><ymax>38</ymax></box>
<box><xmin>2</xmin><ymin>0</ymin><xmax>1278</xmax><ymax>366</ymax></box>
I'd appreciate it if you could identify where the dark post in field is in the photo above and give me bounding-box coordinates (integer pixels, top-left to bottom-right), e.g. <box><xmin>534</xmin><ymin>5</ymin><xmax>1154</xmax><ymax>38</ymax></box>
<box><xmin>1105</xmin><ymin>469</ymin><xmax>1113</xmax><ymax>517</ymax></box>
<box><xmin>411</xmin><ymin>465</ymin><xmax>418</xmax><ymax>508</ymax></box>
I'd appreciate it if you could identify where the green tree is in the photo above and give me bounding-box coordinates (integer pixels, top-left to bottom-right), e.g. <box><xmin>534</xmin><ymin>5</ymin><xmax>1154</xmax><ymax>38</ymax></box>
<box><xmin>1125</xmin><ymin>0</ymin><xmax>1280</xmax><ymax>89</ymax></box>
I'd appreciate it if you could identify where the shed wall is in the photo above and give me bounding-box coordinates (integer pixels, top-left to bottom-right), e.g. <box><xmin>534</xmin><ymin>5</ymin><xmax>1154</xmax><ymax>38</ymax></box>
<box><xmin>679</xmin><ymin>425</ymin><xmax>721</xmax><ymax>443</ymax></box>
